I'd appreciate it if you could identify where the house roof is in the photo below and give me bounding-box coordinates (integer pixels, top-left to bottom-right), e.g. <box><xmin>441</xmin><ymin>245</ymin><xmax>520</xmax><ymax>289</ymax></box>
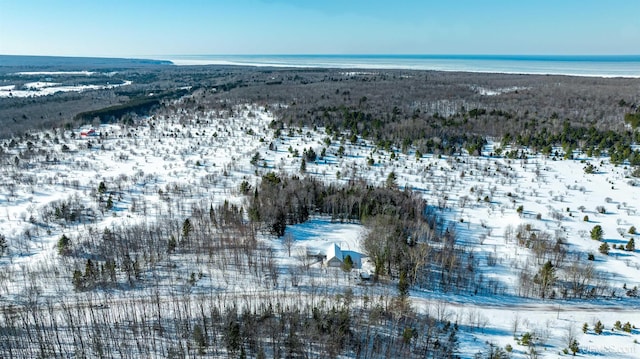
<box><xmin>326</xmin><ymin>243</ymin><xmax>342</xmax><ymax>261</ymax></box>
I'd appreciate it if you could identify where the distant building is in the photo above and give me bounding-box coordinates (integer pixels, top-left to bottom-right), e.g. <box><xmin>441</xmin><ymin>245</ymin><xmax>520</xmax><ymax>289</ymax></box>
<box><xmin>80</xmin><ymin>128</ymin><xmax>98</xmax><ymax>137</ymax></box>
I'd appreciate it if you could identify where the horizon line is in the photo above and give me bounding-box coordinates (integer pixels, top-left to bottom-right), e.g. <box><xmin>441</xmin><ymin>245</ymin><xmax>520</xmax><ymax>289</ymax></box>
<box><xmin>3</xmin><ymin>53</ymin><xmax>640</xmax><ymax>59</ymax></box>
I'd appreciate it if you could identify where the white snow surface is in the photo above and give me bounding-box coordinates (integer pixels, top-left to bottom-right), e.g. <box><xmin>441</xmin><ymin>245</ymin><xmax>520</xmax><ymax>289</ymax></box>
<box><xmin>0</xmin><ymin>102</ymin><xmax>640</xmax><ymax>357</ymax></box>
<box><xmin>15</xmin><ymin>70</ymin><xmax>96</xmax><ymax>76</ymax></box>
<box><xmin>471</xmin><ymin>85</ymin><xmax>530</xmax><ymax>96</ymax></box>
<box><xmin>0</xmin><ymin>80</ymin><xmax>132</xmax><ymax>97</ymax></box>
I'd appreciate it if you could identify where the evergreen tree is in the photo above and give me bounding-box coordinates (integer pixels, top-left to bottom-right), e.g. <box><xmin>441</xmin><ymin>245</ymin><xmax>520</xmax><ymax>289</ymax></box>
<box><xmin>569</xmin><ymin>339</ymin><xmax>580</xmax><ymax>355</ymax></box>
<box><xmin>0</xmin><ymin>234</ymin><xmax>7</xmax><ymax>257</ymax></box>
<box><xmin>182</xmin><ymin>218</ymin><xmax>192</xmax><ymax>240</ymax></box>
<box><xmin>193</xmin><ymin>324</ymin><xmax>207</xmax><ymax>354</ymax></box>
<box><xmin>167</xmin><ymin>235</ymin><xmax>177</xmax><ymax>253</ymax></box>
<box><xmin>367</xmin><ymin>157</ymin><xmax>374</xmax><ymax>166</ymax></box>
<box><xmin>104</xmin><ymin>259</ymin><xmax>116</xmax><ymax>283</ymax></box>
<box><xmin>84</xmin><ymin>259</ymin><xmax>96</xmax><ymax>284</ymax></box>
<box><xmin>102</xmin><ymin>227</ymin><xmax>114</xmax><ymax>241</ymax></box>
<box><xmin>534</xmin><ymin>260</ymin><xmax>556</xmax><ymax>298</ymax></box>
<box><xmin>614</xmin><ymin>320</ymin><xmax>622</xmax><ymax>330</ymax></box>
<box><xmin>272</xmin><ymin>210</ymin><xmax>287</xmax><ymax>237</ymax></box>
<box><xmin>106</xmin><ymin>195</ymin><xmax>114</xmax><ymax>210</ymax></box>
<box><xmin>599</xmin><ymin>242</ymin><xmax>610</xmax><ymax>255</ymax></box>
<box><xmin>304</xmin><ymin>147</ymin><xmax>317</xmax><ymax>162</ymax></box>
<box><xmin>342</xmin><ymin>255</ymin><xmax>353</xmax><ymax>272</ymax></box>
<box><xmin>386</xmin><ymin>171</ymin><xmax>397</xmax><ymax>189</ymax></box>
<box><xmin>250</xmin><ymin>152</ymin><xmax>261</xmax><ymax>166</ymax></box>
<box><xmin>239</xmin><ymin>180</ymin><xmax>252</xmax><ymax>195</ymax></box>
<box><xmin>590</xmin><ymin>225</ymin><xmax>603</xmax><ymax>241</ymax></box>
<box><xmin>225</xmin><ymin>321</ymin><xmax>241</xmax><ymax>355</ymax></box>
<box><xmin>520</xmin><ymin>332</ymin><xmax>533</xmax><ymax>346</ymax></box>
<box><xmin>300</xmin><ymin>157</ymin><xmax>306</xmax><ymax>173</ymax></box>
<box><xmin>625</xmin><ymin>238</ymin><xmax>635</xmax><ymax>251</ymax></box>
<box><xmin>72</xmin><ymin>270</ymin><xmax>84</xmax><ymax>291</ymax></box>
<box><xmin>133</xmin><ymin>256</ymin><xmax>141</xmax><ymax>280</ymax></box>
<box><xmin>398</xmin><ymin>270</ymin><xmax>410</xmax><ymax>298</ymax></box>
<box><xmin>122</xmin><ymin>253</ymin><xmax>134</xmax><ymax>284</ymax></box>
<box><xmin>594</xmin><ymin>320</ymin><xmax>604</xmax><ymax>334</ymax></box>
<box><xmin>402</xmin><ymin>327</ymin><xmax>416</xmax><ymax>345</ymax></box>
<box><xmin>57</xmin><ymin>234</ymin><xmax>71</xmax><ymax>255</ymax></box>
<box><xmin>584</xmin><ymin>163</ymin><xmax>595</xmax><ymax>174</ymax></box>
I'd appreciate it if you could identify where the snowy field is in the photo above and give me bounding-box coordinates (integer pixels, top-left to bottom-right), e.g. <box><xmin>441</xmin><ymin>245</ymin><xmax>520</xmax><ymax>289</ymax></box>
<box><xmin>0</xmin><ymin>70</ymin><xmax>130</xmax><ymax>98</ymax></box>
<box><xmin>0</xmin><ymin>80</ymin><xmax>131</xmax><ymax>98</ymax></box>
<box><xmin>1</xmin><ymin>101</ymin><xmax>640</xmax><ymax>357</ymax></box>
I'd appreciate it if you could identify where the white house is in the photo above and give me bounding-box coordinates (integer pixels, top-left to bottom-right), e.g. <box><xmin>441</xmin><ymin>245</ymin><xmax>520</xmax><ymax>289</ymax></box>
<box><xmin>324</xmin><ymin>243</ymin><xmax>363</xmax><ymax>269</ymax></box>
<box><xmin>325</xmin><ymin>243</ymin><xmax>343</xmax><ymax>267</ymax></box>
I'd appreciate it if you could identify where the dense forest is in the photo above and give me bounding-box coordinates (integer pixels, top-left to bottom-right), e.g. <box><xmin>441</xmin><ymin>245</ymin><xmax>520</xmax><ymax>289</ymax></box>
<box><xmin>166</xmin><ymin>67</ymin><xmax>640</xmax><ymax>162</ymax></box>
<box><xmin>3</xmin><ymin>64</ymin><xmax>640</xmax><ymax>157</ymax></box>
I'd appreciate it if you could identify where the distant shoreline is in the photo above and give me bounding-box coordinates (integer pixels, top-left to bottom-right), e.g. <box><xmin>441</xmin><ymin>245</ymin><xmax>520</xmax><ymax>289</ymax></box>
<box><xmin>163</xmin><ymin>54</ymin><xmax>640</xmax><ymax>78</ymax></box>
<box><xmin>1</xmin><ymin>54</ymin><xmax>639</xmax><ymax>78</ymax></box>
<box><xmin>0</xmin><ymin>55</ymin><xmax>172</xmax><ymax>69</ymax></box>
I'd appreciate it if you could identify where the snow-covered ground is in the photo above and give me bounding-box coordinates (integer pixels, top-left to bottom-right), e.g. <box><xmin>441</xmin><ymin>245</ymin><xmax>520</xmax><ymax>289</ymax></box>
<box><xmin>14</xmin><ymin>71</ymin><xmax>97</xmax><ymax>76</ymax></box>
<box><xmin>0</xmin><ymin>79</ymin><xmax>132</xmax><ymax>97</ymax></box>
<box><xmin>471</xmin><ymin>85</ymin><xmax>529</xmax><ymax>96</ymax></box>
<box><xmin>1</xmin><ymin>102</ymin><xmax>640</xmax><ymax>357</ymax></box>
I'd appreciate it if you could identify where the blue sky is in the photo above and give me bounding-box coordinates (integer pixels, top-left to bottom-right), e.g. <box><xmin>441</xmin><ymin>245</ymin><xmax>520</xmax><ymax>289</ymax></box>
<box><xmin>1</xmin><ymin>0</ymin><xmax>639</xmax><ymax>57</ymax></box>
